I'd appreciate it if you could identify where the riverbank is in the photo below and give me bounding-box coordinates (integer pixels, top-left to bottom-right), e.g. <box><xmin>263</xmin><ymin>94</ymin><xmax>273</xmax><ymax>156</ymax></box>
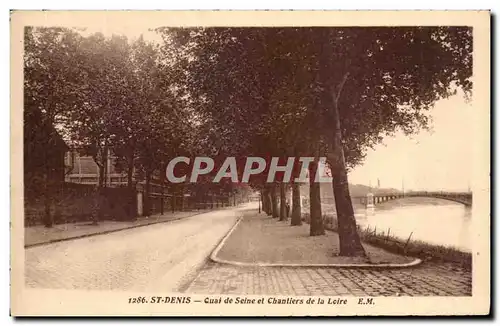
<box><xmin>302</xmin><ymin>213</ymin><xmax>472</xmax><ymax>270</ymax></box>
<box><xmin>214</xmin><ymin>210</ymin><xmax>417</xmax><ymax>266</ymax></box>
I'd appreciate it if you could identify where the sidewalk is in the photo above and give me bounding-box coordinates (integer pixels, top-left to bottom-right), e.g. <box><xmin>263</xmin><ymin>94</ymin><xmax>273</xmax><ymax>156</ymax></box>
<box><xmin>25</xmin><ymin>208</ymin><xmax>225</xmax><ymax>247</ymax></box>
<box><xmin>214</xmin><ymin>211</ymin><xmax>416</xmax><ymax>266</ymax></box>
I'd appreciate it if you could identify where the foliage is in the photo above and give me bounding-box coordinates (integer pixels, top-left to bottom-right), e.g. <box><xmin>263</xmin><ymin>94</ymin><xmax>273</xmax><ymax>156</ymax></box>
<box><xmin>25</xmin><ymin>26</ymin><xmax>472</xmax><ymax>234</ymax></box>
<box><xmin>164</xmin><ymin>26</ymin><xmax>472</xmax><ymax>255</ymax></box>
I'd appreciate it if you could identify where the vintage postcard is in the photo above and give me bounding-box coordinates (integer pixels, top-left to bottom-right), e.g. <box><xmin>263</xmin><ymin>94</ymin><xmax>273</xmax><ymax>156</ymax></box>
<box><xmin>10</xmin><ymin>10</ymin><xmax>490</xmax><ymax>316</ymax></box>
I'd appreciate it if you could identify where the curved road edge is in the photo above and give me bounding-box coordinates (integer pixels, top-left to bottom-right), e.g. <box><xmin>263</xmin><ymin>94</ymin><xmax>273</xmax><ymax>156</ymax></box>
<box><xmin>176</xmin><ymin>212</ymin><xmax>245</xmax><ymax>293</ymax></box>
<box><xmin>209</xmin><ymin>213</ymin><xmax>423</xmax><ymax>269</ymax></box>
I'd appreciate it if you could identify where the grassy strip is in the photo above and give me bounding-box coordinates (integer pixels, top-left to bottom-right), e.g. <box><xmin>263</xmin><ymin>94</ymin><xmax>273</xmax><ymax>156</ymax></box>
<box><xmin>302</xmin><ymin>212</ymin><xmax>472</xmax><ymax>270</ymax></box>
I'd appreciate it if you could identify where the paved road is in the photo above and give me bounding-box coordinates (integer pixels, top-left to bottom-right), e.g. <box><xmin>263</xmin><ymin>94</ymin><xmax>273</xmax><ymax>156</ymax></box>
<box><xmin>25</xmin><ymin>206</ymin><xmax>243</xmax><ymax>292</ymax></box>
<box><xmin>26</xmin><ymin>201</ymin><xmax>472</xmax><ymax>297</ymax></box>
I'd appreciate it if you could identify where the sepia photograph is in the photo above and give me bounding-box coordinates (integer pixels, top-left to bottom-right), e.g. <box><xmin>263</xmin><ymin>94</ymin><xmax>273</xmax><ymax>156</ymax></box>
<box><xmin>10</xmin><ymin>10</ymin><xmax>490</xmax><ymax>316</ymax></box>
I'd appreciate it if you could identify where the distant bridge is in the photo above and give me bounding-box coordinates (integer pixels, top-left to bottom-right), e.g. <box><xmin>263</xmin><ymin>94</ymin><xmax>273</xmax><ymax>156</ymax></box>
<box><xmin>355</xmin><ymin>191</ymin><xmax>473</xmax><ymax>207</ymax></box>
<box><xmin>314</xmin><ymin>191</ymin><xmax>473</xmax><ymax>207</ymax></box>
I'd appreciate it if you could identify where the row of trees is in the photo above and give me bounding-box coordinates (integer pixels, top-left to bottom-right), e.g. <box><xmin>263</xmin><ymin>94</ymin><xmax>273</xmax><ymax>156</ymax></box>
<box><xmin>25</xmin><ymin>26</ymin><xmax>472</xmax><ymax>255</ymax></box>
<box><xmin>163</xmin><ymin>27</ymin><xmax>472</xmax><ymax>256</ymax></box>
<box><xmin>24</xmin><ymin>27</ymin><xmax>248</xmax><ymax>226</ymax></box>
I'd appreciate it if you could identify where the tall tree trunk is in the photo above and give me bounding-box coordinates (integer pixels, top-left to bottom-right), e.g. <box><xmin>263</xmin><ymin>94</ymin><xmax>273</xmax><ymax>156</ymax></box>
<box><xmin>42</xmin><ymin>168</ymin><xmax>53</xmax><ymax>228</ymax></box>
<box><xmin>94</xmin><ymin>158</ymin><xmax>106</xmax><ymax>225</ymax></box>
<box><xmin>171</xmin><ymin>193</ymin><xmax>176</xmax><ymax>213</ymax></box>
<box><xmin>180</xmin><ymin>185</ymin><xmax>185</xmax><ymax>211</ymax></box>
<box><xmin>92</xmin><ymin>145</ymin><xmax>108</xmax><ymax>225</ymax></box>
<box><xmin>95</xmin><ymin>165</ymin><xmax>105</xmax><ymax>225</ymax></box>
<box><xmin>262</xmin><ymin>187</ymin><xmax>270</xmax><ymax>215</ymax></box>
<box><xmin>279</xmin><ymin>182</ymin><xmax>287</xmax><ymax>221</ymax></box>
<box><xmin>270</xmin><ymin>184</ymin><xmax>279</xmax><ymax>218</ymax></box>
<box><xmin>160</xmin><ymin>163</ymin><xmax>165</xmax><ymax>215</ymax></box>
<box><xmin>291</xmin><ymin>181</ymin><xmax>302</xmax><ymax>226</ymax></box>
<box><xmin>262</xmin><ymin>188</ymin><xmax>268</xmax><ymax>214</ymax></box>
<box><xmin>127</xmin><ymin>152</ymin><xmax>134</xmax><ymax>189</ymax></box>
<box><xmin>52</xmin><ymin>179</ymin><xmax>62</xmax><ymax>224</ymax></box>
<box><xmin>98</xmin><ymin>164</ymin><xmax>105</xmax><ymax>188</ymax></box>
<box><xmin>263</xmin><ymin>190</ymin><xmax>268</xmax><ymax>213</ymax></box>
<box><xmin>125</xmin><ymin>152</ymin><xmax>135</xmax><ymax>220</ymax></box>
<box><xmin>266</xmin><ymin>191</ymin><xmax>272</xmax><ymax>216</ymax></box>
<box><xmin>328</xmin><ymin>72</ymin><xmax>366</xmax><ymax>257</ymax></box>
<box><xmin>309</xmin><ymin>158</ymin><xmax>325</xmax><ymax>236</ymax></box>
<box><xmin>144</xmin><ymin>168</ymin><xmax>151</xmax><ymax>217</ymax></box>
<box><xmin>260</xmin><ymin>190</ymin><xmax>265</xmax><ymax>213</ymax></box>
<box><xmin>267</xmin><ymin>189</ymin><xmax>273</xmax><ymax>217</ymax></box>
<box><xmin>331</xmin><ymin>165</ymin><xmax>365</xmax><ymax>256</ymax></box>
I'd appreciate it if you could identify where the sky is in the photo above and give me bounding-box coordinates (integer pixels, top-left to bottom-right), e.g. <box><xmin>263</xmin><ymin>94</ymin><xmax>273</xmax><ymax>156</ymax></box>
<box><xmin>74</xmin><ymin>26</ymin><xmax>474</xmax><ymax>192</ymax></box>
<box><xmin>348</xmin><ymin>94</ymin><xmax>474</xmax><ymax>192</ymax></box>
<box><xmin>76</xmin><ymin>24</ymin><xmax>162</xmax><ymax>43</ymax></box>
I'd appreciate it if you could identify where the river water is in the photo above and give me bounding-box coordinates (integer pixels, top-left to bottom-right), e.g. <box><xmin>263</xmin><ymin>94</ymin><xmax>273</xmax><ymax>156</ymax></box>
<box><xmin>314</xmin><ymin>197</ymin><xmax>472</xmax><ymax>252</ymax></box>
<box><xmin>353</xmin><ymin>198</ymin><xmax>472</xmax><ymax>252</ymax></box>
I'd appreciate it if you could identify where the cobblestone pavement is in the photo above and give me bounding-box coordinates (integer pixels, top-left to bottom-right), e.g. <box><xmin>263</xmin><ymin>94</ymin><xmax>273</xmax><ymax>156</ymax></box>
<box><xmin>185</xmin><ymin>261</ymin><xmax>472</xmax><ymax>296</ymax></box>
<box><xmin>25</xmin><ymin>207</ymin><xmax>245</xmax><ymax>292</ymax></box>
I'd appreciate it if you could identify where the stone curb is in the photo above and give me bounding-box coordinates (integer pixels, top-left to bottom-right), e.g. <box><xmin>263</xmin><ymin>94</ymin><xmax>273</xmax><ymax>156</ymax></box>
<box><xmin>209</xmin><ymin>215</ymin><xmax>244</xmax><ymax>263</ymax></box>
<box><xmin>25</xmin><ymin>208</ymin><xmax>227</xmax><ymax>249</ymax></box>
<box><xmin>210</xmin><ymin>214</ymin><xmax>423</xmax><ymax>269</ymax></box>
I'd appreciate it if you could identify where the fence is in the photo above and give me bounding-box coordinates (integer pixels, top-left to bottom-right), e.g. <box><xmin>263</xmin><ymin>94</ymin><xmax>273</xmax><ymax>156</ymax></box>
<box><xmin>360</xmin><ymin>225</ymin><xmax>414</xmax><ymax>253</ymax></box>
<box><xmin>25</xmin><ymin>181</ymin><xmax>238</xmax><ymax>226</ymax></box>
<box><xmin>24</xmin><ymin>182</ymin><xmax>137</xmax><ymax>226</ymax></box>
<box><xmin>144</xmin><ymin>192</ymin><xmax>233</xmax><ymax>216</ymax></box>
<box><xmin>302</xmin><ymin>212</ymin><xmax>416</xmax><ymax>254</ymax></box>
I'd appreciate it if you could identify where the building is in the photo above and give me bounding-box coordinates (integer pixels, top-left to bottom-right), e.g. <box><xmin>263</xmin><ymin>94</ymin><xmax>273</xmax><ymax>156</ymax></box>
<box><xmin>64</xmin><ymin>150</ymin><xmax>166</xmax><ymax>196</ymax></box>
<box><xmin>64</xmin><ymin>150</ymin><xmax>129</xmax><ymax>186</ymax></box>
